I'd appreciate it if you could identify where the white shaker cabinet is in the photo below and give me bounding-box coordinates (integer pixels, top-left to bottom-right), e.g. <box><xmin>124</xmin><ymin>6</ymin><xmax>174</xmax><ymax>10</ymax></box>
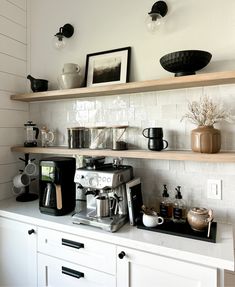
<box><xmin>0</xmin><ymin>217</ymin><xmax>37</xmax><ymax>287</ymax></box>
<box><xmin>116</xmin><ymin>246</ymin><xmax>217</xmax><ymax>287</ymax></box>
<box><xmin>38</xmin><ymin>253</ymin><xmax>116</xmax><ymax>287</ymax></box>
<box><xmin>37</xmin><ymin>227</ymin><xmax>116</xmax><ymax>287</ymax></box>
<box><xmin>0</xmin><ymin>200</ymin><xmax>233</xmax><ymax>287</ymax></box>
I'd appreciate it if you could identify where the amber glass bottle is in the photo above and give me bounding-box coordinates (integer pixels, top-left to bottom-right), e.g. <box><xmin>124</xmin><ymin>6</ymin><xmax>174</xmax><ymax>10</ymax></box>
<box><xmin>159</xmin><ymin>184</ymin><xmax>173</xmax><ymax>220</ymax></box>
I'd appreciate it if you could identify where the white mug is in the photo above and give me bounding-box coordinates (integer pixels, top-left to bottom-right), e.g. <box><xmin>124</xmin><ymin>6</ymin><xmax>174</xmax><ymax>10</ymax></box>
<box><xmin>142</xmin><ymin>212</ymin><xmax>164</xmax><ymax>228</ymax></box>
<box><xmin>12</xmin><ymin>185</ymin><xmax>24</xmax><ymax>195</ymax></box>
<box><xmin>24</xmin><ymin>160</ymin><xmax>39</xmax><ymax>177</ymax></box>
<box><xmin>13</xmin><ymin>173</ymin><xmax>31</xmax><ymax>189</ymax></box>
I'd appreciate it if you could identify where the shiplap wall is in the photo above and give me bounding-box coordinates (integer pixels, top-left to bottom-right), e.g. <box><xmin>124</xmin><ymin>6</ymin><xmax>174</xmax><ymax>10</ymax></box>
<box><xmin>0</xmin><ymin>0</ymin><xmax>28</xmax><ymax>200</ymax></box>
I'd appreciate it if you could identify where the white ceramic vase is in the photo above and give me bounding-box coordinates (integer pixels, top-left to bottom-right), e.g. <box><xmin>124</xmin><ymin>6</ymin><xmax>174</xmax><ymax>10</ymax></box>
<box><xmin>58</xmin><ymin>63</ymin><xmax>83</xmax><ymax>89</ymax></box>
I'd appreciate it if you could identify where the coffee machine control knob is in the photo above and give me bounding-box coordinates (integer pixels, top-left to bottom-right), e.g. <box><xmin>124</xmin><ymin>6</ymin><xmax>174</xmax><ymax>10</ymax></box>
<box><xmin>88</xmin><ymin>177</ymin><xmax>99</xmax><ymax>187</ymax></box>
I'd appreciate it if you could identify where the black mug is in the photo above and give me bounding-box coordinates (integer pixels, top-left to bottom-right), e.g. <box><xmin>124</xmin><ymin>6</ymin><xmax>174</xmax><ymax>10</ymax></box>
<box><xmin>142</xmin><ymin>127</ymin><xmax>163</xmax><ymax>139</ymax></box>
<box><xmin>148</xmin><ymin>138</ymin><xmax>168</xmax><ymax>151</ymax></box>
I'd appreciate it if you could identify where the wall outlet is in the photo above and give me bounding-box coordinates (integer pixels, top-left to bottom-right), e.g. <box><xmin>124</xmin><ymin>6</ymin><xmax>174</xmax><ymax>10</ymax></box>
<box><xmin>207</xmin><ymin>179</ymin><xmax>222</xmax><ymax>200</ymax></box>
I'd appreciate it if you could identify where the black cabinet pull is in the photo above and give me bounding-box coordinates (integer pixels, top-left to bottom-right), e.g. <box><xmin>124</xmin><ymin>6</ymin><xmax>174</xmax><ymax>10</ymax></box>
<box><xmin>62</xmin><ymin>266</ymin><xmax>84</xmax><ymax>279</ymax></box>
<box><xmin>28</xmin><ymin>229</ymin><xmax>35</xmax><ymax>235</ymax></box>
<box><xmin>118</xmin><ymin>251</ymin><xmax>126</xmax><ymax>259</ymax></box>
<box><xmin>62</xmin><ymin>238</ymin><xmax>84</xmax><ymax>249</ymax></box>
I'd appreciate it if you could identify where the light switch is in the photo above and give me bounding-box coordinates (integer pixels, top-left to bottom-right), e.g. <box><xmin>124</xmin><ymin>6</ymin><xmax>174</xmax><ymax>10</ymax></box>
<box><xmin>207</xmin><ymin>179</ymin><xmax>222</xmax><ymax>200</ymax></box>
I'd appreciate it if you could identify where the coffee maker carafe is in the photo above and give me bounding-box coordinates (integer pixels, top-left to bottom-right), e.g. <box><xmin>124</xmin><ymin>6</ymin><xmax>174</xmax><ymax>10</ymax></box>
<box><xmin>39</xmin><ymin>157</ymin><xmax>76</xmax><ymax>216</ymax></box>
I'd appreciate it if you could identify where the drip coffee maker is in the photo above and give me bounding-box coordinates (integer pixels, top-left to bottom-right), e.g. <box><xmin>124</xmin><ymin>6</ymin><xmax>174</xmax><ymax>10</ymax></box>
<box><xmin>39</xmin><ymin>157</ymin><xmax>76</xmax><ymax>216</ymax></box>
<box><xmin>72</xmin><ymin>157</ymin><xmax>133</xmax><ymax>232</ymax></box>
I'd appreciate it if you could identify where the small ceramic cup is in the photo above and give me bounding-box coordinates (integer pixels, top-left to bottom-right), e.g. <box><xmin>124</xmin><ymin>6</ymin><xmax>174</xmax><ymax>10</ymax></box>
<box><xmin>24</xmin><ymin>160</ymin><xmax>39</xmax><ymax>177</ymax></box>
<box><xmin>142</xmin><ymin>212</ymin><xmax>164</xmax><ymax>228</ymax></box>
<box><xmin>13</xmin><ymin>173</ymin><xmax>31</xmax><ymax>189</ymax></box>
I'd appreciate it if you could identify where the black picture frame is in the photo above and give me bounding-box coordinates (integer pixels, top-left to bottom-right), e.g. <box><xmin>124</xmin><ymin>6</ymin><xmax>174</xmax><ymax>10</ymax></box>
<box><xmin>84</xmin><ymin>47</ymin><xmax>131</xmax><ymax>87</ymax></box>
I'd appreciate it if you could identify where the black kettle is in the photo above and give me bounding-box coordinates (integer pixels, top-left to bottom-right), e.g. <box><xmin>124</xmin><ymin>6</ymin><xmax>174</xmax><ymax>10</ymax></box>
<box><xmin>27</xmin><ymin>75</ymin><xmax>48</xmax><ymax>92</ymax></box>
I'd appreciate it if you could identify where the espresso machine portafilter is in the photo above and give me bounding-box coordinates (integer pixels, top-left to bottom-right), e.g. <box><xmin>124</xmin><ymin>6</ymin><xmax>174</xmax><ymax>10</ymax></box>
<box><xmin>72</xmin><ymin>158</ymin><xmax>133</xmax><ymax>232</ymax></box>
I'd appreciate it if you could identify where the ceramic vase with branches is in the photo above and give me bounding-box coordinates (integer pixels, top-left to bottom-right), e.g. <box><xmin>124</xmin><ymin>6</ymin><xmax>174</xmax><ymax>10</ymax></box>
<box><xmin>181</xmin><ymin>96</ymin><xmax>233</xmax><ymax>153</ymax></box>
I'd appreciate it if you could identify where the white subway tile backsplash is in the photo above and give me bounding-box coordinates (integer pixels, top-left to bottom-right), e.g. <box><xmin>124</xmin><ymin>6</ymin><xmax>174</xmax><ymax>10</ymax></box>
<box><xmin>146</xmin><ymin>106</ymin><xmax>161</xmax><ymax>121</ymax></box>
<box><xmin>161</xmin><ymin>104</ymin><xmax>177</xmax><ymax>119</ymax></box>
<box><xmin>27</xmin><ymin>84</ymin><xmax>235</xmax><ymax>225</ymax></box>
<box><xmin>157</xmin><ymin>89</ymin><xmax>187</xmax><ymax>105</ymax></box>
<box><xmin>129</xmin><ymin>93</ymin><xmax>142</xmax><ymax>108</ymax></box>
<box><xmin>134</xmin><ymin>107</ymin><xmax>148</xmax><ymax>121</ymax></box>
<box><xmin>141</xmin><ymin>92</ymin><xmax>157</xmax><ymax>106</ymax></box>
<box><xmin>185</xmin><ymin>87</ymin><xmax>204</xmax><ymax>100</ymax></box>
<box><xmin>169</xmin><ymin>160</ymin><xmax>185</xmax><ymax>172</ymax></box>
<box><xmin>141</xmin><ymin>159</ymin><xmax>170</xmax><ymax>171</ymax></box>
<box><xmin>74</xmin><ymin>99</ymin><xmax>96</xmax><ymax>111</ymax></box>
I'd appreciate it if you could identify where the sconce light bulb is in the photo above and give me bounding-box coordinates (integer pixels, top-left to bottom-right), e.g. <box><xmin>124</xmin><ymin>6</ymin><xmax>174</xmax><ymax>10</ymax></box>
<box><xmin>53</xmin><ymin>24</ymin><xmax>74</xmax><ymax>50</ymax></box>
<box><xmin>145</xmin><ymin>13</ymin><xmax>163</xmax><ymax>33</ymax></box>
<box><xmin>53</xmin><ymin>35</ymin><xmax>66</xmax><ymax>50</ymax></box>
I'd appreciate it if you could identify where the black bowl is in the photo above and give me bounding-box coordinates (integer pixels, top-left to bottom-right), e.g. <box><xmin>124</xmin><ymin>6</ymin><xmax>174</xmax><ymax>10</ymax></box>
<box><xmin>159</xmin><ymin>50</ymin><xmax>212</xmax><ymax>77</ymax></box>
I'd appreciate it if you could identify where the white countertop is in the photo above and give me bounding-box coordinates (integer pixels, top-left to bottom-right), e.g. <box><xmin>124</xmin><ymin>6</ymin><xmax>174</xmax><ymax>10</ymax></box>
<box><xmin>0</xmin><ymin>197</ymin><xmax>234</xmax><ymax>271</ymax></box>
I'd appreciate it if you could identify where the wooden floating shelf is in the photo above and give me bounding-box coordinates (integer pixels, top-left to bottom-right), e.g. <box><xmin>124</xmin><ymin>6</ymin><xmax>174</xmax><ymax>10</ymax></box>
<box><xmin>10</xmin><ymin>70</ymin><xmax>235</xmax><ymax>102</ymax></box>
<box><xmin>11</xmin><ymin>146</ymin><xmax>235</xmax><ymax>162</ymax></box>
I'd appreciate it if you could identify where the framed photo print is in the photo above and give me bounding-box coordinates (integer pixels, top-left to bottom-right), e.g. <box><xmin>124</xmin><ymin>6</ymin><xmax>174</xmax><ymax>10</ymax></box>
<box><xmin>85</xmin><ymin>47</ymin><xmax>131</xmax><ymax>87</ymax></box>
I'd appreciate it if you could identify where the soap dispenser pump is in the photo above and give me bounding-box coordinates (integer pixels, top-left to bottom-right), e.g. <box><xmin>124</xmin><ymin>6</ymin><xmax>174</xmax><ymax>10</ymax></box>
<box><xmin>173</xmin><ymin>186</ymin><xmax>186</xmax><ymax>223</ymax></box>
<box><xmin>159</xmin><ymin>184</ymin><xmax>173</xmax><ymax>220</ymax></box>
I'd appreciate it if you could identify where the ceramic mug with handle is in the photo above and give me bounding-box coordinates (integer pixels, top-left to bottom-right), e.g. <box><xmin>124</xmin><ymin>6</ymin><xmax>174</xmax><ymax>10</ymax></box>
<box><xmin>13</xmin><ymin>173</ymin><xmax>31</xmax><ymax>189</ymax></box>
<box><xmin>24</xmin><ymin>160</ymin><xmax>39</xmax><ymax>177</ymax></box>
<box><xmin>142</xmin><ymin>127</ymin><xmax>163</xmax><ymax>139</ymax></box>
<box><xmin>142</xmin><ymin>211</ymin><xmax>164</xmax><ymax>228</ymax></box>
<box><xmin>148</xmin><ymin>138</ymin><xmax>168</xmax><ymax>151</ymax></box>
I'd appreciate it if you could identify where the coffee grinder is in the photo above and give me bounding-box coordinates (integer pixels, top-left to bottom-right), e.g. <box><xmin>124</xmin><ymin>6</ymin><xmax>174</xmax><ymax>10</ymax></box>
<box><xmin>39</xmin><ymin>157</ymin><xmax>76</xmax><ymax>216</ymax></box>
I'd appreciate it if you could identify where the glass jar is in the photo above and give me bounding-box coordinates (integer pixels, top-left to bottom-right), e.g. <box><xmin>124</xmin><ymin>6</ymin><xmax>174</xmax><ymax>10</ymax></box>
<box><xmin>67</xmin><ymin>127</ymin><xmax>89</xmax><ymax>149</ymax></box>
<box><xmin>89</xmin><ymin>126</ymin><xmax>110</xmax><ymax>149</ymax></box>
<box><xmin>111</xmin><ymin>125</ymin><xmax>128</xmax><ymax>150</ymax></box>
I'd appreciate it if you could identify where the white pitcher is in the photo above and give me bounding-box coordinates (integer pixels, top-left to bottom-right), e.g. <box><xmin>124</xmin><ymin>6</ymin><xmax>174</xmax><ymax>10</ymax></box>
<box><xmin>63</xmin><ymin>63</ymin><xmax>80</xmax><ymax>74</ymax></box>
<box><xmin>40</xmin><ymin>126</ymin><xmax>55</xmax><ymax>147</ymax></box>
<box><xmin>58</xmin><ymin>63</ymin><xmax>83</xmax><ymax>89</ymax></box>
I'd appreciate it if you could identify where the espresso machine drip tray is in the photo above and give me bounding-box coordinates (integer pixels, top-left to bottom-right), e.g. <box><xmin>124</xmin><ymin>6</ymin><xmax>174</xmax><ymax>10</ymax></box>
<box><xmin>72</xmin><ymin>210</ymin><xmax>127</xmax><ymax>232</ymax></box>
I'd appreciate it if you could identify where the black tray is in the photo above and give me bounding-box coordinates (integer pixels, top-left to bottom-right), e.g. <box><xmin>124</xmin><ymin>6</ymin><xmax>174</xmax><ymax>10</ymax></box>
<box><xmin>137</xmin><ymin>220</ymin><xmax>217</xmax><ymax>243</ymax></box>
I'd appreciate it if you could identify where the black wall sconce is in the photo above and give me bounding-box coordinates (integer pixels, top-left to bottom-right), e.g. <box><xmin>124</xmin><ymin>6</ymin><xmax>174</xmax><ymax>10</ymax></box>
<box><xmin>54</xmin><ymin>23</ymin><xmax>74</xmax><ymax>49</ymax></box>
<box><xmin>146</xmin><ymin>1</ymin><xmax>168</xmax><ymax>33</ymax></box>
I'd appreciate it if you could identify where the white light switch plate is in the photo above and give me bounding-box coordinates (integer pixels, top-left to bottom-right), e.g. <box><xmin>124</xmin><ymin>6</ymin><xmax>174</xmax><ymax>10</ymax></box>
<box><xmin>207</xmin><ymin>179</ymin><xmax>222</xmax><ymax>200</ymax></box>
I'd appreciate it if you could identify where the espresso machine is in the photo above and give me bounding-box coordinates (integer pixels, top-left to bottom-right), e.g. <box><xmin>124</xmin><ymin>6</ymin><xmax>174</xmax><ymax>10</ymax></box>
<box><xmin>72</xmin><ymin>157</ymin><xmax>133</xmax><ymax>232</ymax></box>
<box><xmin>39</xmin><ymin>157</ymin><xmax>76</xmax><ymax>216</ymax></box>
